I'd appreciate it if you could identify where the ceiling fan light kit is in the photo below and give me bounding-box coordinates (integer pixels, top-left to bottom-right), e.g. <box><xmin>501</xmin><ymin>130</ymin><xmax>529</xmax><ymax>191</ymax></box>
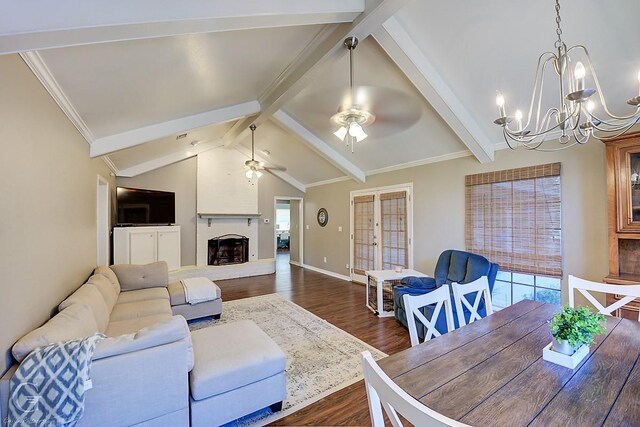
<box><xmin>494</xmin><ymin>0</ymin><xmax>640</xmax><ymax>151</ymax></box>
<box><xmin>332</xmin><ymin>36</ymin><xmax>376</xmax><ymax>153</ymax></box>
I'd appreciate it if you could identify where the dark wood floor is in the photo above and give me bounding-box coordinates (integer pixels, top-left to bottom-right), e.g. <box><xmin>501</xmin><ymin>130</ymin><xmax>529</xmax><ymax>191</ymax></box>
<box><xmin>215</xmin><ymin>254</ymin><xmax>411</xmax><ymax>426</ymax></box>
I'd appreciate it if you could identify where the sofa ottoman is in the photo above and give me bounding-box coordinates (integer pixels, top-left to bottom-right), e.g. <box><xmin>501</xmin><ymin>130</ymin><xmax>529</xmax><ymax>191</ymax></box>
<box><xmin>189</xmin><ymin>320</ymin><xmax>286</xmax><ymax>427</ymax></box>
<box><xmin>168</xmin><ymin>281</ymin><xmax>222</xmax><ymax>321</ymax></box>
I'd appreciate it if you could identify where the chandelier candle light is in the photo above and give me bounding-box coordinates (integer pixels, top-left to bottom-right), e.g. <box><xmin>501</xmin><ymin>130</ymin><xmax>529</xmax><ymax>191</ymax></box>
<box><xmin>494</xmin><ymin>0</ymin><xmax>640</xmax><ymax>150</ymax></box>
<box><xmin>332</xmin><ymin>36</ymin><xmax>375</xmax><ymax>153</ymax></box>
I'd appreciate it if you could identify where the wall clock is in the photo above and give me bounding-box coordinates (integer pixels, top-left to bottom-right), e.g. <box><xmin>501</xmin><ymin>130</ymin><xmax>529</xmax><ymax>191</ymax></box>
<box><xmin>317</xmin><ymin>208</ymin><xmax>328</xmax><ymax>227</ymax></box>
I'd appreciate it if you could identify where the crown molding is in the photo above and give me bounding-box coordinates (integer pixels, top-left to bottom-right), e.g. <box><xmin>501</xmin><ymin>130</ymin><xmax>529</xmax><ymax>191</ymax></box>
<box><xmin>367</xmin><ymin>150</ymin><xmax>474</xmax><ymax>176</ymax></box>
<box><xmin>20</xmin><ymin>51</ymin><xmax>94</xmax><ymax>144</ymax></box>
<box><xmin>306</xmin><ymin>176</ymin><xmax>353</xmax><ymax>188</ymax></box>
<box><xmin>101</xmin><ymin>155</ymin><xmax>119</xmax><ymax>175</ymax></box>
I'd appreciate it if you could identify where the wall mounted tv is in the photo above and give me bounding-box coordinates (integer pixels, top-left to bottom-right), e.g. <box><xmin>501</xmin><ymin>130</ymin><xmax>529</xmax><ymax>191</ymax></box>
<box><xmin>116</xmin><ymin>187</ymin><xmax>176</xmax><ymax>225</ymax></box>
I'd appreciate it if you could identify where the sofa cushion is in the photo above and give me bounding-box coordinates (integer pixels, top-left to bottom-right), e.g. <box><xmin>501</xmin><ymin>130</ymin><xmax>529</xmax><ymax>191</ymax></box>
<box><xmin>94</xmin><ymin>265</ymin><xmax>121</xmax><ymax>294</ymax></box>
<box><xmin>117</xmin><ymin>287</ymin><xmax>170</xmax><ymax>305</ymax></box>
<box><xmin>189</xmin><ymin>320</ymin><xmax>286</xmax><ymax>400</ymax></box>
<box><xmin>110</xmin><ymin>299</ymin><xmax>172</xmax><ymax>322</ymax></box>
<box><xmin>94</xmin><ymin>316</ymin><xmax>194</xmax><ymax>372</ymax></box>
<box><xmin>12</xmin><ymin>303</ymin><xmax>99</xmax><ymax>362</ymax></box>
<box><xmin>105</xmin><ymin>314</ymin><xmax>173</xmax><ymax>337</ymax></box>
<box><xmin>87</xmin><ymin>274</ymin><xmax>119</xmax><ymax>312</ymax></box>
<box><xmin>59</xmin><ymin>284</ymin><xmax>110</xmax><ymax>332</ymax></box>
<box><xmin>111</xmin><ymin>261</ymin><xmax>168</xmax><ymax>292</ymax></box>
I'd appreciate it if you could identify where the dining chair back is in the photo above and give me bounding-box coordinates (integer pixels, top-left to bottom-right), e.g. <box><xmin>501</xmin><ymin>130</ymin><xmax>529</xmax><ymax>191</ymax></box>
<box><xmin>568</xmin><ymin>275</ymin><xmax>640</xmax><ymax>320</ymax></box>
<box><xmin>403</xmin><ymin>285</ymin><xmax>455</xmax><ymax>347</ymax></box>
<box><xmin>360</xmin><ymin>351</ymin><xmax>468</xmax><ymax>427</ymax></box>
<box><xmin>451</xmin><ymin>276</ymin><xmax>493</xmax><ymax>327</ymax></box>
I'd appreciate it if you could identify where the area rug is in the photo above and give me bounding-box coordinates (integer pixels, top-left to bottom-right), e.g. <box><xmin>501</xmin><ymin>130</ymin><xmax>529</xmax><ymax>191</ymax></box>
<box><xmin>188</xmin><ymin>293</ymin><xmax>387</xmax><ymax>426</ymax></box>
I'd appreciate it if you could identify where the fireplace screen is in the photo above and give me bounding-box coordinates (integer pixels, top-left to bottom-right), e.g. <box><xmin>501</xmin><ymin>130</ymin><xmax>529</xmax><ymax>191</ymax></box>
<box><xmin>208</xmin><ymin>234</ymin><xmax>249</xmax><ymax>265</ymax></box>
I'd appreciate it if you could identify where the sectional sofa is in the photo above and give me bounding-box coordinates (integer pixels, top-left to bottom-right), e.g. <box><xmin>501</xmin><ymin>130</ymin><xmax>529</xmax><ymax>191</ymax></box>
<box><xmin>0</xmin><ymin>262</ymin><xmax>287</xmax><ymax>427</ymax></box>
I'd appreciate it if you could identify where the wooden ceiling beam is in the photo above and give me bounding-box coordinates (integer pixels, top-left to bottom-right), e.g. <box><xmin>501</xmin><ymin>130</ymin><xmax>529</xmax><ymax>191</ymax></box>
<box><xmin>223</xmin><ymin>0</ymin><xmax>413</xmax><ymax>148</ymax></box>
<box><xmin>89</xmin><ymin>101</ymin><xmax>260</xmax><ymax>157</ymax></box>
<box><xmin>0</xmin><ymin>0</ymin><xmax>364</xmax><ymax>54</ymax></box>
<box><xmin>372</xmin><ymin>17</ymin><xmax>495</xmax><ymax>163</ymax></box>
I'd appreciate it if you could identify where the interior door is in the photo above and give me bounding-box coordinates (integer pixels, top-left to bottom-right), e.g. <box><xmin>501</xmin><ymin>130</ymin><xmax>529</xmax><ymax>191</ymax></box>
<box><xmin>351</xmin><ymin>186</ymin><xmax>412</xmax><ymax>283</ymax></box>
<box><xmin>351</xmin><ymin>194</ymin><xmax>376</xmax><ymax>283</ymax></box>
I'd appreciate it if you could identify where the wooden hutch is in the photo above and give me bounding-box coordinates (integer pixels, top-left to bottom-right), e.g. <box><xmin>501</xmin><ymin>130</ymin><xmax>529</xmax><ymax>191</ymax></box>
<box><xmin>605</xmin><ymin>131</ymin><xmax>640</xmax><ymax>319</ymax></box>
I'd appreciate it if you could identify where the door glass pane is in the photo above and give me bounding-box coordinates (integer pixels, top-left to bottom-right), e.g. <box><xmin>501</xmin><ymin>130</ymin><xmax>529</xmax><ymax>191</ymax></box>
<box><xmin>630</xmin><ymin>152</ymin><xmax>640</xmax><ymax>221</ymax></box>
<box><xmin>353</xmin><ymin>196</ymin><xmax>375</xmax><ymax>275</ymax></box>
<box><xmin>380</xmin><ymin>192</ymin><xmax>408</xmax><ymax>270</ymax></box>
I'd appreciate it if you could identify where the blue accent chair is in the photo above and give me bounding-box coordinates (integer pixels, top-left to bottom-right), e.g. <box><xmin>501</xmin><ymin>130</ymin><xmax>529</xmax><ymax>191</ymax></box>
<box><xmin>393</xmin><ymin>250</ymin><xmax>499</xmax><ymax>339</ymax></box>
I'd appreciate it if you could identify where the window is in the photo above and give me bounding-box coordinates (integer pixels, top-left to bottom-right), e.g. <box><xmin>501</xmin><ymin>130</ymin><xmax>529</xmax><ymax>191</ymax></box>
<box><xmin>465</xmin><ymin>163</ymin><xmax>562</xmax><ymax>307</ymax></box>
<box><xmin>493</xmin><ymin>271</ymin><xmax>561</xmax><ymax>308</ymax></box>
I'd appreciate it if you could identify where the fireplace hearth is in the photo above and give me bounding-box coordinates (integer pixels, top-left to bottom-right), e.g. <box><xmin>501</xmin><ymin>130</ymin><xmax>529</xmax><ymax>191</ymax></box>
<box><xmin>208</xmin><ymin>234</ymin><xmax>249</xmax><ymax>266</ymax></box>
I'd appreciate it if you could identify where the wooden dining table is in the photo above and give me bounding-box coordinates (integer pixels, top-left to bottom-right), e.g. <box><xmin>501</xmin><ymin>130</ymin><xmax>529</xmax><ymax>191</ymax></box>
<box><xmin>377</xmin><ymin>299</ymin><xmax>640</xmax><ymax>426</ymax></box>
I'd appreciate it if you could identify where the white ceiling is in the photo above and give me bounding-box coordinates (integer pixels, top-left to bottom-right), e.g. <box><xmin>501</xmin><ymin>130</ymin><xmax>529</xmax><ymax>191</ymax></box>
<box><xmin>8</xmin><ymin>0</ymin><xmax>640</xmax><ymax>190</ymax></box>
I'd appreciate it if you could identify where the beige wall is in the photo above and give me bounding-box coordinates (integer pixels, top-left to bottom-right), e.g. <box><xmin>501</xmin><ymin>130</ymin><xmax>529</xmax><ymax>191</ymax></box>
<box><xmin>258</xmin><ymin>174</ymin><xmax>304</xmax><ymax>259</ymax></box>
<box><xmin>117</xmin><ymin>157</ymin><xmax>303</xmax><ymax>263</ymax></box>
<box><xmin>0</xmin><ymin>55</ymin><xmax>115</xmax><ymax>374</ymax></box>
<box><xmin>117</xmin><ymin>157</ymin><xmax>197</xmax><ymax>266</ymax></box>
<box><xmin>304</xmin><ymin>141</ymin><xmax>608</xmax><ymax>299</ymax></box>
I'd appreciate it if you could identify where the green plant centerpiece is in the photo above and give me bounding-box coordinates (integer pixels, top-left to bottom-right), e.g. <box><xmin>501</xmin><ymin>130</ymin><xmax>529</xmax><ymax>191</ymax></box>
<box><xmin>549</xmin><ymin>305</ymin><xmax>605</xmax><ymax>355</ymax></box>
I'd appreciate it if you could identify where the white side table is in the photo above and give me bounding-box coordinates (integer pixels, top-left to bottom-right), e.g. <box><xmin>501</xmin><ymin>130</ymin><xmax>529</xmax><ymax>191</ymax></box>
<box><xmin>365</xmin><ymin>269</ymin><xmax>430</xmax><ymax>317</ymax></box>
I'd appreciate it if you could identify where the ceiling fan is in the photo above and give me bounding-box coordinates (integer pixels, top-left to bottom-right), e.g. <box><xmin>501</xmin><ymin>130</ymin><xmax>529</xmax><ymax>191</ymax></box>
<box><xmin>244</xmin><ymin>124</ymin><xmax>286</xmax><ymax>180</ymax></box>
<box><xmin>328</xmin><ymin>36</ymin><xmax>422</xmax><ymax>153</ymax></box>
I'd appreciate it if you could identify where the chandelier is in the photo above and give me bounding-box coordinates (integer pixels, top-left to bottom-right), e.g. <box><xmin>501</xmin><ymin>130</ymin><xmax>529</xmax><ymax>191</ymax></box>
<box><xmin>494</xmin><ymin>0</ymin><xmax>640</xmax><ymax>151</ymax></box>
<box><xmin>332</xmin><ymin>36</ymin><xmax>375</xmax><ymax>153</ymax></box>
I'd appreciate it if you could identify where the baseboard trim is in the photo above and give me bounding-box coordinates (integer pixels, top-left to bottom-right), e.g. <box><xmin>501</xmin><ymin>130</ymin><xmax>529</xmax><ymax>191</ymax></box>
<box><xmin>169</xmin><ymin>258</ymin><xmax>275</xmax><ymax>281</ymax></box>
<box><xmin>302</xmin><ymin>264</ymin><xmax>351</xmax><ymax>282</ymax></box>
<box><xmin>289</xmin><ymin>260</ymin><xmax>302</xmax><ymax>267</ymax></box>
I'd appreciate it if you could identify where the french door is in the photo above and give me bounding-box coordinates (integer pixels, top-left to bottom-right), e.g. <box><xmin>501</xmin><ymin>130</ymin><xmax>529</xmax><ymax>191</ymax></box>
<box><xmin>350</xmin><ymin>185</ymin><xmax>413</xmax><ymax>283</ymax></box>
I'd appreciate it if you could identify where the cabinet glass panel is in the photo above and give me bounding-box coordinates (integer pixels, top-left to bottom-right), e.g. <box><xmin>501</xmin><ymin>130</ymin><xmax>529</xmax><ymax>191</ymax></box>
<box><xmin>630</xmin><ymin>152</ymin><xmax>640</xmax><ymax>222</ymax></box>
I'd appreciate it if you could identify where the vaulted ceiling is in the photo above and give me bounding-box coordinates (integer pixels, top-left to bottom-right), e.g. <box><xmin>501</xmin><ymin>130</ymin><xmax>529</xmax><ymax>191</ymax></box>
<box><xmin>4</xmin><ymin>0</ymin><xmax>639</xmax><ymax>191</ymax></box>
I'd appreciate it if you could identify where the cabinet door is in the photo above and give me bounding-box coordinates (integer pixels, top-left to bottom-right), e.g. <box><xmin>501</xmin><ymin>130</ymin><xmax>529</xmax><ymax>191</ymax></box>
<box><xmin>617</xmin><ymin>143</ymin><xmax>640</xmax><ymax>232</ymax></box>
<box><xmin>129</xmin><ymin>230</ymin><xmax>157</xmax><ymax>265</ymax></box>
<box><xmin>158</xmin><ymin>229</ymin><xmax>180</xmax><ymax>270</ymax></box>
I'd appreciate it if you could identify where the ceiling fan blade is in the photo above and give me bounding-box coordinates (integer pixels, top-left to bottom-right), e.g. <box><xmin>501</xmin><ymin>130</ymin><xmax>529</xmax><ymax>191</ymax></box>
<box><xmin>300</xmin><ymin>85</ymin><xmax>423</xmax><ymax>137</ymax></box>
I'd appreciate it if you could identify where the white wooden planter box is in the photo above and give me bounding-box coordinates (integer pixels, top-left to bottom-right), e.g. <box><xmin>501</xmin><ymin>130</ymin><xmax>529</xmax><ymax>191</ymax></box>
<box><xmin>542</xmin><ymin>342</ymin><xmax>589</xmax><ymax>369</ymax></box>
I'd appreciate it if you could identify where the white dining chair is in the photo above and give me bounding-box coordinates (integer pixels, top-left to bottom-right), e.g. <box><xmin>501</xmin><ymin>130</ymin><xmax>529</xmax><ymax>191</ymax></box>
<box><xmin>361</xmin><ymin>351</ymin><xmax>469</xmax><ymax>427</ymax></box>
<box><xmin>451</xmin><ymin>276</ymin><xmax>493</xmax><ymax>327</ymax></box>
<box><xmin>568</xmin><ymin>275</ymin><xmax>640</xmax><ymax>320</ymax></box>
<box><xmin>403</xmin><ymin>285</ymin><xmax>455</xmax><ymax>347</ymax></box>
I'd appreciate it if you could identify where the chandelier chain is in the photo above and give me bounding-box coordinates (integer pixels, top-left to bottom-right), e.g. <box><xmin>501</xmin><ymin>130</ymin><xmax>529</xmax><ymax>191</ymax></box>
<box><xmin>554</xmin><ymin>0</ymin><xmax>563</xmax><ymax>49</ymax></box>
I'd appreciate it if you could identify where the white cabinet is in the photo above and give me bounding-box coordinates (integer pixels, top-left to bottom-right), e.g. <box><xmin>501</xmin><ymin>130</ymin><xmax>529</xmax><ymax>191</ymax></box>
<box><xmin>114</xmin><ymin>226</ymin><xmax>181</xmax><ymax>270</ymax></box>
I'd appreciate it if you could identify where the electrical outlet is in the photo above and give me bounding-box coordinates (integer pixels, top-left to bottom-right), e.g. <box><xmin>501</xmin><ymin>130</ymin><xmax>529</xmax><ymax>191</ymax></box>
<box><xmin>263</xmin><ymin>218</ymin><xmax>270</xmax><ymax>224</ymax></box>
<box><xmin>306</xmin><ymin>225</ymin><xmax>310</xmax><ymax>230</ymax></box>
<box><xmin>323</xmin><ymin>257</ymin><xmax>327</xmax><ymax>263</ymax></box>
<box><xmin>346</xmin><ymin>263</ymin><xmax>349</xmax><ymax>269</ymax></box>
<box><xmin>338</xmin><ymin>226</ymin><xmax>342</xmax><ymax>232</ymax></box>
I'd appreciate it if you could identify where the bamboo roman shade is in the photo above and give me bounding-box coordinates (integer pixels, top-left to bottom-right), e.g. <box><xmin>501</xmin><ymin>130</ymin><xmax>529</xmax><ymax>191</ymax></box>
<box><xmin>465</xmin><ymin>163</ymin><xmax>562</xmax><ymax>277</ymax></box>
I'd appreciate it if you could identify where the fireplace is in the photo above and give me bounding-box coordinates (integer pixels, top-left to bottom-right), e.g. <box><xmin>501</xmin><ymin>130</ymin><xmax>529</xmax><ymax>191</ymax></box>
<box><xmin>208</xmin><ymin>234</ymin><xmax>249</xmax><ymax>266</ymax></box>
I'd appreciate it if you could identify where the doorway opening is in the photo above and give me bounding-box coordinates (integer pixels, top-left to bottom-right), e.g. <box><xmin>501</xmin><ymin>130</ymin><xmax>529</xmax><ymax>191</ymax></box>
<box><xmin>274</xmin><ymin>197</ymin><xmax>304</xmax><ymax>270</ymax></box>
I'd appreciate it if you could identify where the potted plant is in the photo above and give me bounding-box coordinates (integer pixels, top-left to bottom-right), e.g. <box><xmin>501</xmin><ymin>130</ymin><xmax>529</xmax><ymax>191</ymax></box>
<box><xmin>549</xmin><ymin>305</ymin><xmax>605</xmax><ymax>355</ymax></box>
<box><xmin>543</xmin><ymin>305</ymin><xmax>605</xmax><ymax>368</ymax></box>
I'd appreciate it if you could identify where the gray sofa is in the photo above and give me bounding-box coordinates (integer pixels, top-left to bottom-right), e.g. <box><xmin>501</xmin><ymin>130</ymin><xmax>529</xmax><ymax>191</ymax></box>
<box><xmin>0</xmin><ymin>262</ymin><xmax>215</xmax><ymax>426</ymax></box>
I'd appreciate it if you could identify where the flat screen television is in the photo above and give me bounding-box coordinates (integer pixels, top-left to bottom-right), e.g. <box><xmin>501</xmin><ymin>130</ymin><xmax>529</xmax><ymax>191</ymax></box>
<box><xmin>116</xmin><ymin>187</ymin><xmax>175</xmax><ymax>225</ymax></box>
